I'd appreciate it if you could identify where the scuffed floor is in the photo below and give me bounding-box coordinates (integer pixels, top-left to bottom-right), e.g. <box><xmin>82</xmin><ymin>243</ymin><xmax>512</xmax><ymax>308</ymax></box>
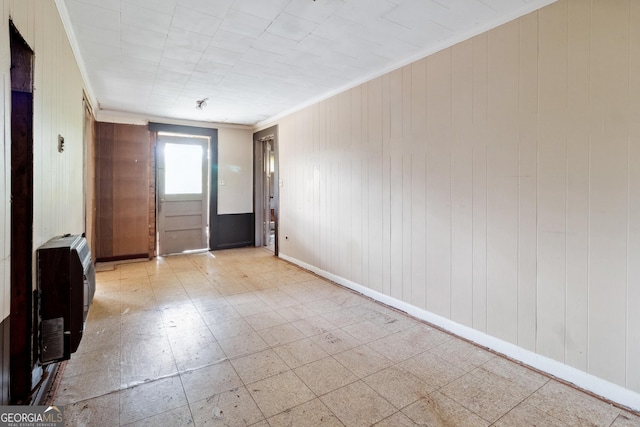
<box><xmin>55</xmin><ymin>248</ymin><xmax>639</xmax><ymax>426</ymax></box>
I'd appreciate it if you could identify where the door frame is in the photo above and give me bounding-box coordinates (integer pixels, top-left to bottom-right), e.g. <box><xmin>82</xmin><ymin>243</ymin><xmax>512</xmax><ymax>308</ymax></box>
<box><xmin>148</xmin><ymin>123</ymin><xmax>219</xmax><ymax>251</ymax></box>
<box><xmin>253</xmin><ymin>125</ymin><xmax>279</xmax><ymax>255</ymax></box>
<box><xmin>156</xmin><ymin>134</ymin><xmax>209</xmax><ymax>255</ymax></box>
<box><xmin>9</xmin><ymin>20</ymin><xmax>35</xmax><ymax>404</ymax></box>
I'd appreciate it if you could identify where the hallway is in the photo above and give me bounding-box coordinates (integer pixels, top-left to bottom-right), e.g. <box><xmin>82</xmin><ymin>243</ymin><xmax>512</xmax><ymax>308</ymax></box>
<box><xmin>54</xmin><ymin>248</ymin><xmax>639</xmax><ymax>426</ymax></box>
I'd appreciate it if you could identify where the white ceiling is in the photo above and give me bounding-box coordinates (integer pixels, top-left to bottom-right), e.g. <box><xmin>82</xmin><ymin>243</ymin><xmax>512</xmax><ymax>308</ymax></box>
<box><xmin>60</xmin><ymin>0</ymin><xmax>553</xmax><ymax>126</ymax></box>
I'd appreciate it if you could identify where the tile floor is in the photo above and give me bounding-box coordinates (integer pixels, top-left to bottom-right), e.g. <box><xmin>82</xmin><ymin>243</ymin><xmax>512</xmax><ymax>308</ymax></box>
<box><xmin>54</xmin><ymin>248</ymin><xmax>640</xmax><ymax>426</ymax></box>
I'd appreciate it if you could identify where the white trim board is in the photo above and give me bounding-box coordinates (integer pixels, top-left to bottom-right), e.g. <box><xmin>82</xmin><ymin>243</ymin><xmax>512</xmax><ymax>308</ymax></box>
<box><xmin>279</xmin><ymin>252</ymin><xmax>640</xmax><ymax>413</ymax></box>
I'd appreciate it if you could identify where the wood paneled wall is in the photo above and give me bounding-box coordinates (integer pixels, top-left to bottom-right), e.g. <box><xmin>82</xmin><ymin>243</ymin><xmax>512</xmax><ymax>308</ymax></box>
<box><xmin>1</xmin><ymin>0</ymin><xmax>91</xmax><ymax>403</ymax></box>
<box><xmin>277</xmin><ymin>0</ymin><xmax>640</xmax><ymax>394</ymax></box>
<box><xmin>95</xmin><ymin>123</ymin><xmax>151</xmax><ymax>260</ymax></box>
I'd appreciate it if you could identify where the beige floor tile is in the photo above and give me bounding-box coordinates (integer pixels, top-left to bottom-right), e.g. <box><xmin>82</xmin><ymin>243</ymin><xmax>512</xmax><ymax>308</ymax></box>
<box><xmin>367</xmin><ymin>332</ymin><xmax>428</xmax><ymax>363</ymax></box>
<box><xmin>320</xmin><ymin>381</ymin><xmax>395</xmax><ymax>427</ymax></box>
<box><xmin>363</xmin><ymin>366</ymin><xmax>434</xmax><ymax>409</ymax></box>
<box><xmin>524</xmin><ymin>380</ymin><xmax>621</xmax><ymax>427</ymax></box>
<box><xmin>62</xmin><ymin>391</ymin><xmax>119</xmax><ymax>427</ymax></box>
<box><xmin>273</xmin><ymin>338</ymin><xmax>330</xmax><ymax>369</ymax></box>
<box><xmin>63</xmin><ymin>347</ymin><xmax>120</xmax><ymax>378</ymax></box>
<box><xmin>190</xmin><ymin>386</ymin><xmax>265</xmax><ymax>427</ymax></box>
<box><xmin>309</xmin><ymin>299</ymin><xmax>345</xmax><ymax>315</ymax></box>
<box><xmin>217</xmin><ymin>331</ymin><xmax>270</xmax><ymax>359</ymax></box>
<box><xmin>612</xmin><ymin>412</ymin><xmax>640</xmax><ymax>427</ymax></box>
<box><xmin>120</xmin><ymin>311</ymin><xmax>166</xmax><ymax>339</ymax></box>
<box><xmin>209</xmin><ymin>317</ymin><xmax>255</xmax><ymax>340</ymax></box>
<box><xmin>263</xmin><ymin>295</ymin><xmax>299</xmax><ymax>310</ymax></box>
<box><xmin>267</xmin><ymin>398</ymin><xmax>344</xmax><ymax>427</ymax></box>
<box><xmin>234</xmin><ymin>300</ymin><xmax>272</xmax><ymax>317</ymax></box>
<box><xmin>399</xmin><ymin>351</ymin><xmax>465</xmax><ymax>389</ymax></box>
<box><xmin>119</xmin><ymin>376</ymin><xmax>187</xmax><ymax>425</ymax></box>
<box><xmin>291</xmin><ymin>315</ymin><xmax>337</xmax><ymax>337</ymax></box>
<box><xmin>122</xmin><ymin>405</ymin><xmax>193</xmax><ymax>427</ymax></box>
<box><xmin>276</xmin><ymin>304</ymin><xmax>319</xmax><ymax>321</ymax></box>
<box><xmin>321</xmin><ymin>307</ymin><xmax>363</xmax><ymax>328</ymax></box>
<box><xmin>247</xmin><ymin>370</ymin><xmax>316</xmax><ymax>418</ymax></box>
<box><xmin>474</xmin><ymin>357</ymin><xmax>549</xmax><ymax>395</ymax></box>
<box><xmin>294</xmin><ymin>357</ymin><xmax>358</xmax><ymax>395</ymax></box>
<box><xmin>56</xmin><ymin>368</ymin><xmax>121</xmax><ymax>406</ymax></box>
<box><xmin>368</xmin><ymin>310</ymin><xmax>419</xmax><ymax>334</ymax></box>
<box><xmin>172</xmin><ymin>339</ymin><xmax>227</xmax><ymax>372</ymax></box>
<box><xmin>429</xmin><ymin>338</ymin><xmax>495</xmax><ymax>372</ymax></box>
<box><xmin>341</xmin><ymin>320</ymin><xmax>393</xmax><ymax>343</ymax></box>
<box><xmin>199</xmin><ymin>305</ymin><xmax>242</xmax><ymax>325</ymax></box>
<box><xmin>244</xmin><ymin>311</ymin><xmax>288</xmax><ymax>330</ymax></box>
<box><xmin>180</xmin><ymin>361</ymin><xmax>243</xmax><ymax>404</ymax></box>
<box><xmin>333</xmin><ymin>345</ymin><xmax>393</xmax><ymax>378</ymax></box>
<box><xmin>225</xmin><ymin>292</ymin><xmax>262</xmax><ymax>306</ymax></box>
<box><xmin>311</xmin><ymin>329</ymin><xmax>362</xmax><ymax>355</ymax></box>
<box><xmin>440</xmin><ymin>369</ymin><xmax>529</xmax><ymax>423</ymax></box>
<box><xmin>259</xmin><ymin>323</ymin><xmax>307</xmax><ymax>347</ymax></box>
<box><xmin>120</xmin><ymin>339</ymin><xmax>177</xmax><ymax>387</ymax></box>
<box><xmin>402</xmin><ymin>391</ymin><xmax>489</xmax><ymax>427</ymax></box>
<box><xmin>329</xmin><ymin>293</ymin><xmax>364</xmax><ymax>309</ymax></box>
<box><xmin>230</xmin><ymin>349</ymin><xmax>290</xmax><ymax>384</ymax></box>
<box><xmin>493</xmin><ymin>403</ymin><xmax>569</xmax><ymax>427</ymax></box>
<box><xmin>373</xmin><ymin>411</ymin><xmax>418</xmax><ymax>427</ymax></box>
<box><xmin>159</xmin><ymin>303</ymin><xmax>206</xmax><ymax>327</ymax></box>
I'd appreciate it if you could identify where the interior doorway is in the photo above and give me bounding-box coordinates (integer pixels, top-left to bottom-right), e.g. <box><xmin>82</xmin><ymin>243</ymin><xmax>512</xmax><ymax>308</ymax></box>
<box><xmin>9</xmin><ymin>20</ymin><xmax>35</xmax><ymax>404</ymax></box>
<box><xmin>254</xmin><ymin>126</ymin><xmax>278</xmax><ymax>254</ymax></box>
<box><xmin>156</xmin><ymin>133</ymin><xmax>210</xmax><ymax>255</ymax></box>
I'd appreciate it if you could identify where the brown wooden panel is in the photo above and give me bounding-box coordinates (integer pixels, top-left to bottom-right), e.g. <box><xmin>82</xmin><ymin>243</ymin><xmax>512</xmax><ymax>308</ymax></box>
<box><xmin>95</xmin><ymin>123</ymin><xmax>150</xmax><ymax>260</ymax></box>
<box><xmin>95</xmin><ymin>122</ymin><xmax>114</xmax><ymax>259</ymax></box>
<box><xmin>10</xmin><ymin>90</ymin><xmax>34</xmax><ymax>404</ymax></box>
<box><xmin>113</xmin><ymin>125</ymin><xmax>149</xmax><ymax>256</ymax></box>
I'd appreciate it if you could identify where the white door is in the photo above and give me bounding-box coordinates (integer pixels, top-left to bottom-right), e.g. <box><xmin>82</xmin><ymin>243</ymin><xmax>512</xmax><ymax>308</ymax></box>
<box><xmin>157</xmin><ymin>134</ymin><xmax>209</xmax><ymax>255</ymax></box>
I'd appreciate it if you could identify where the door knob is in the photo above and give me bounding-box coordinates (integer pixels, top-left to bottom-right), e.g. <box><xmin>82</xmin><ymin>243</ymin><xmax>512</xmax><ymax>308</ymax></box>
<box><xmin>160</xmin><ymin>198</ymin><xmax>165</xmax><ymax>203</ymax></box>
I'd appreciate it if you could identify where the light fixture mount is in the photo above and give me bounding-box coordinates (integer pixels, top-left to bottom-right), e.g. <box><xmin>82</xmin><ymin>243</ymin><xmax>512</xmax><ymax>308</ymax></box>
<box><xmin>196</xmin><ymin>98</ymin><xmax>208</xmax><ymax>110</ymax></box>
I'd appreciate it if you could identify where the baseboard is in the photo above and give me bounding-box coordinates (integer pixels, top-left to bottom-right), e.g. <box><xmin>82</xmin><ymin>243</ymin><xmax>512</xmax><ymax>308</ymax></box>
<box><xmin>279</xmin><ymin>252</ymin><xmax>640</xmax><ymax>413</ymax></box>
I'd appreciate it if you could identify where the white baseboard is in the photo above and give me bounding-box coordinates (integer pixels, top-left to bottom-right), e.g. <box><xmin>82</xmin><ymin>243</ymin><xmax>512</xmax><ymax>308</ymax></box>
<box><xmin>279</xmin><ymin>252</ymin><xmax>640</xmax><ymax>413</ymax></box>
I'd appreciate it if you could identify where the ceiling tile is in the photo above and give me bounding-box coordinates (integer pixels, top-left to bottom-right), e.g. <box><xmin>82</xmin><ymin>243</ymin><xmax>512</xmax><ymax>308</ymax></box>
<box><xmin>65</xmin><ymin>0</ymin><xmax>120</xmax><ymax>32</ymax></box>
<box><xmin>159</xmin><ymin>56</ymin><xmax>198</xmax><ymax>73</ymax></box>
<box><xmin>171</xmin><ymin>5</ymin><xmax>223</xmax><ymax>36</ymax></box>
<box><xmin>284</xmin><ymin>0</ymin><xmax>346</xmax><ymax>24</ymax></box>
<box><xmin>128</xmin><ymin>0</ymin><xmax>178</xmax><ymax>14</ymax></box>
<box><xmin>176</xmin><ymin>0</ymin><xmax>234</xmax><ymax>17</ymax></box>
<box><xmin>121</xmin><ymin>26</ymin><xmax>168</xmax><ymax>50</ymax></box>
<box><xmin>209</xmin><ymin>29</ymin><xmax>254</xmax><ymax>52</ymax></box>
<box><xmin>121</xmin><ymin>3</ymin><xmax>173</xmax><ymax>33</ymax></box>
<box><xmin>155</xmin><ymin>68</ymin><xmax>191</xmax><ymax>84</ymax></box>
<box><xmin>202</xmin><ymin>45</ymin><xmax>244</xmax><ymax>66</ymax></box>
<box><xmin>266</xmin><ymin>12</ymin><xmax>317</xmax><ymax>42</ymax></box>
<box><xmin>219</xmin><ymin>9</ymin><xmax>271</xmax><ymax>38</ymax></box>
<box><xmin>72</xmin><ymin>0</ymin><xmax>120</xmax><ymax>11</ymax></box>
<box><xmin>194</xmin><ymin>58</ymin><xmax>233</xmax><ymax>74</ymax></box>
<box><xmin>231</xmin><ymin>0</ymin><xmax>292</xmax><ymax>21</ymax></box>
<box><xmin>166</xmin><ymin>27</ymin><xmax>212</xmax><ymax>52</ymax></box>
<box><xmin>250</xmin><ymin>32</ymin><xmax>298</xmax><ymax>55</ymax></box>
<box><xmin>122</xmin><ymin>42</ymin><xmax>164</xmax><ymax>63</ymax></box>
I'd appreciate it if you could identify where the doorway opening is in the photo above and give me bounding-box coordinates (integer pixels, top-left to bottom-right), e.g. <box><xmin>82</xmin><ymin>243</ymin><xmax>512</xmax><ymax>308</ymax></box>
<box><xmin>9</xmin><ymin>20</ymin><xmax>35</xmax><ymax>404</ymax></box>
<box><xmin>156</xmin><ymin>133</ymin><xmax>210</xmax><ymax>255</ymax></box>
<box><xmin>253</xmin><ymin>126</ymin><xmax>278</xmax><ymax>254</ymax></box>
